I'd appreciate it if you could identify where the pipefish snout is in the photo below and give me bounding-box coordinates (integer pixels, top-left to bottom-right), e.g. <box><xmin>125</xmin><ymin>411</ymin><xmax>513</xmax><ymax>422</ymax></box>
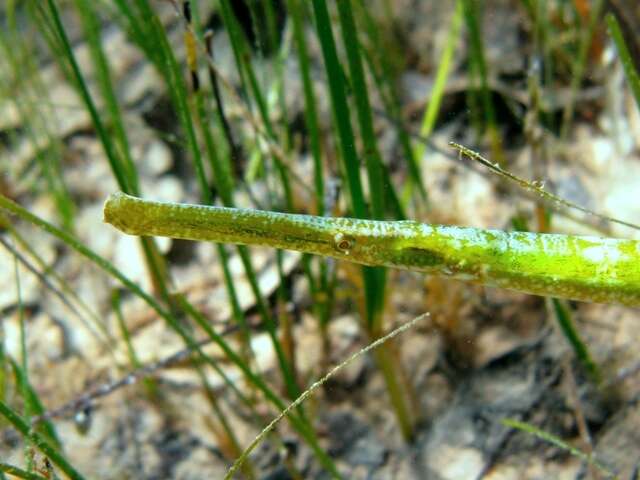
<box><xmin>104</xmin><ymin>192</ymin><xmax>640</xmax><ymax>307</ymax></box>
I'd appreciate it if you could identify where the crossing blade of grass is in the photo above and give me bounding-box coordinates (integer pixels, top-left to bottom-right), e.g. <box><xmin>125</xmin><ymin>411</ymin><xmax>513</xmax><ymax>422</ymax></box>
<box><xmin>336</xmin><ymin>1</ymin><xmax>386</xmax><ymax>222</ymax></box>
<box><xmin>286</xmin><ymin>0</ymin><xmax>333</xmax><ymax>340</ymax></box>
<box><xmin>0</xmin><ymin>463</ymin><xmax>48</xmax><ymax>480</ymax></box>
<box><xmin>413</xmin><ymin>0</ymin><xmax>463</xmax><ymax>167</ymax></box>
<box><xmin>559</xmin><ymin>0</ymin><xmax>605</xmax><ymax>139</ymax></box>
<box><xmin>0</xmin><ymin>400</ymin><xmax>86</xmax><ymax>480</ymax></box>
<box><xmin>550</xmin><ymin>298</ymin><xmax>601</xmax><ymax>384</ymax></box>
<box><xmin>0</xmin><ymin>22</ymin><xmax>75</xmax><ymax>231</ymax></box>
<box><xmin>197</xmin><ymin>2</ymin><xmax>304</xmax><ymax>401</ymax></box>
<box><xmin>312</xmin><ymin>0</ymin><xmax>416</xmax><ymax>441</ymax></box>
<box><xmin>335</xmin><ymin>0</ymin><xmax>389</xmax><ymax>326</ymax></box>
<box><xmin>73</xmin><ymin>0</ymin><xmax>139</xmax><ymax>194</ymax></box>
<box><xmin>9</xmin><ymin>360</ymin><xmax>61</xmax><ymax>450</ymax></box>
<box><xmin>606</xmin><ymin>12</ymin><xmax>640</xmax><ymax>114</ymax></box>
<box><xmin>354</xmin><ymin>0</ymin><xmax>426</xmax><ymax>204</ymax></box>
<box><xmin>461</xmin><ymin>0</ymin><xmax>505</xmax><ymax>165</ymax></box>
<box><xmin>502</xmin><ymin>418</ymin><xmax>617</xmax><ymax>478</ymax></box>
<box><xmin>13</xmin><ymin>255</ymin><xmax>35</xmax><ymax>472</ymax></box>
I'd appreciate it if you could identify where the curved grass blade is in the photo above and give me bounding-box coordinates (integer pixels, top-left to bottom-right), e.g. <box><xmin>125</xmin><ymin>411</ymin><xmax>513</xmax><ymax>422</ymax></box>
<box><xmin>449</xmin><ymin>142</ymin><xmax>640</xmax><ymax>232</ymax></box>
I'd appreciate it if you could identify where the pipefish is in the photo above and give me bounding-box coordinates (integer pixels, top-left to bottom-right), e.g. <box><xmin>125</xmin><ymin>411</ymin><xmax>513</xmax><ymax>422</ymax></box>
<box><xmin>104</xmin><ymin>192</ymin><xmax>640</xmax><ymax>307</ymax></box>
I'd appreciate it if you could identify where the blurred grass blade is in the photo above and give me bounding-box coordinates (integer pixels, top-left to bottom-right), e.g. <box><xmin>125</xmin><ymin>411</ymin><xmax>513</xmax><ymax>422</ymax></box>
<box><xmin>0</xmin><ymin>20</ymin><xmax>75</xmax><ymax>230</ymax></box>
<box><xmin>286</xmin><ymin>0</ymin><xmax>334</xmax><ymax>340</ymax></box>
<box><xmin>73</xmin><ymin>0</ymin><xmax>139</xmax><ymax>194</ymax></box>
<box><xmin>461</xmin><ymin>0</ymin><xmax>504</xmax><ymax>164</ymax></box>
<box><xmin>0</xmin><ymin>463</ymin><xmax>48</xmax><ymax>480</ymax></box>
<box><xmin>0</xmin><ymin>400</ymin><xmax>86</xmax><ymax>480</ymax></box>
<box><xmin>312</xmin><ymin>0</ymin><xmax>416</xmax><ymax>441</ymax></box>
<box><xmin>502</xmin><ymin>418</ymin><xmax>615</xmax><ymax>477</ymax></box>
<box><xmin>310</xmin><ymin>0</ymin><xmax>380</xmax><ymax>328</ymax></box>
<box><xmin>336</xmin><ymin>0</ymin><xmax>386</xmax><ymax>221</ymax></box>
<box><xmin>354</xmin><ymin>1</ymin><xmax>426</xmax><ymax>203</ymax></box>
<box><xmin>311</xmin><ymin>0</ymin><xmax>368</xmax><ymax>219</ymax></box>
<box><xmin>212</xmin><ymin>1</ymin><xmax>306</xmax><ymax>400</ymax></box>
<box><xmin>560</xmin><ymin>0</ymin><xmax>605</xmax><ymax>138</ymax></box>
<box><xmin>9</xmin><ymin>359</ymin><xmax>61</xmax><ymax>450</ymax></box>
<box><xmin>550</xmin><ymin>298</ymin><xmax>600</xmax><ymax>383</ymax></box>
<box><xmin>37</xmin><ymin>0</ymin><xmax>132</xmax><ymax>194</ymax></box>
<box><xmin>335</xmin><ymin>0</ymin><xmax>388</xmax><ymax>327</ymax></box>
<box><xmin>413</xmin><ymin>0</ymin><xmax>463</xmax><ymax>164</ymax></box>
<box><xmin>606</xmin><ymin>12</ymin><xmax>640</xmax><ymax>114</ymax></box>
<box><xmin>13</xmin><ymin>254</ymin><xmax>34</xmax><ymax>472</ymax></box>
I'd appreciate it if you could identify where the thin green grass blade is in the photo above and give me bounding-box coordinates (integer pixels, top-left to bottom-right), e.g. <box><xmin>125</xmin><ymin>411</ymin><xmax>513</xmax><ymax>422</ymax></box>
<box><xmin>336</xmin><ymin>0</ymin><xmax>385</xmax><ymax>220</ymax></box>
<box><xmin>461</xmin><ymin>0</ymin><xmax>504</xmax><ymax>164</ymax></box>
<box><xmin>286</xmin><ymin>0</ymin><xmax>333</xmax><ymax>330</ymax></box>
<box><xmin>0</xmin><ymin>463</ymin><xmax>48</xmax><ymax>480</ymax></box>
<box><xmin>311</xmin><ymin>0</ymin><xmax>381</xmax><ymax>331</ymax></box>
<box><xmin>414</xmin><ymin>0</ymin><xmax>463</xmax><ymax>164</ymax></box>
<box><xmin>550</xmin><ymin>298</ymin><xmax>600</xmax><ymax>383</ymax></box>
<box><xmin>0</xmin><ymin>14</ymin><xmax>75</xmax><ymax>230</ymax></box>
<box><xmin>335</xmin><ymin>0</ymin><xmax>388</xmax><ymax>329</ymax></box>
<box><xmin>13</xmin><ymin>254</ymin><xmax>34</xmax><ymax>472</ymax></box>
<box><xmin>73</xmin><ymin>0</ymin><xmax>139</xmax><ymax>194</ymax></box>
<box><xmin>502</xmin><ymin>418</ymin><xmax>617</xmax><ymax>478</ymax></box>
<box><xmin>9</xmin><ymin>360</ymin><xmax>61</xmax><ymax>450</ymax></box>
<box><xmin>196</xmin><ymin>3</ymin><xmax>302</xmax><ymax>400</ymax></box>
<box><xmin>0</xmin><ymin>400</ymin><xmax>86</xmax><ymax>480</ymax></box>
<box><xmin>39</xmin><ymin>0</ymin><xmax>132</xmax><ymax>194</ymax></box>
<box><xmin>560</xmin><ymin>0</ymin><xmax>605</xmax><ymax>139</ymax></box>
<box><xmin>354</xmin><ymin>1</ymin><xmax>426</xmax><ymax>203</ymax></box>
<box><xmin>111</xmin><ymin>0</ymin><xmax>164</xmax><ymax>70</ymax></box>
<box><xmin>606</xmin><ymin>12</ymin><xmax>640</xmax><ymax>114</ymax></box>
<box><xmin>311</xmin><ymin>0</ymin><xmax>368</xmax><ymax>219</ymax></box>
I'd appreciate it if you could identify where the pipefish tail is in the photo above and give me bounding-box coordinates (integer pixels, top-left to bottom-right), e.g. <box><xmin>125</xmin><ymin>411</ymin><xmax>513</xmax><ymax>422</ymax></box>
<box><xmin>104</xmin><ymin>192</ymin><xmax>640</xmax><ymax>307</ymax></box>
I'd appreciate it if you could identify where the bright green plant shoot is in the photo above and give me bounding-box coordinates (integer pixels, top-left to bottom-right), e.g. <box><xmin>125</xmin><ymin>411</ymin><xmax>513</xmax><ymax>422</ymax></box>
<box><xmin>104</xmin><ymin>192</ymin><xmax>640</xmax><ymax>307</ymax></box>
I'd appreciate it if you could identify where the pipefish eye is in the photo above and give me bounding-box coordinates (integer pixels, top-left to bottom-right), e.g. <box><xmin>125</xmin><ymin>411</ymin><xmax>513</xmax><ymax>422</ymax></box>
<box><xmin>333</xmin><ymin>233</ymin><xmax>355</xmax><ymax>254</ymax></box>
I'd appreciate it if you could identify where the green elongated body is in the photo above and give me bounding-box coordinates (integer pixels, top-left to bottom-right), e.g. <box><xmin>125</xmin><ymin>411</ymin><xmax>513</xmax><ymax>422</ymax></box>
<box><xmin>104</xmin><ymin>192</ymin><xmax>640</xmax><ymax>306</ymax></box>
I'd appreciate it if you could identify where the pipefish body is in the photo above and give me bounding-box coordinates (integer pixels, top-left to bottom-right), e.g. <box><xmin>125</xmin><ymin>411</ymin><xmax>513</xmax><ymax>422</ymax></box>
<box><xmin>104</xmin><ymin>192</ymin><xmax>640</xmax><ymax>307</ymax></box>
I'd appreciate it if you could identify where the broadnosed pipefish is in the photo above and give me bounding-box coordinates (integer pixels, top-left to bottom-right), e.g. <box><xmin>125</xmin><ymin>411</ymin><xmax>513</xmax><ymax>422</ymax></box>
<box><xmin>104</xmin><ymin>192</ymin><xmax>640</xmax><ymax>307</ymax></box>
